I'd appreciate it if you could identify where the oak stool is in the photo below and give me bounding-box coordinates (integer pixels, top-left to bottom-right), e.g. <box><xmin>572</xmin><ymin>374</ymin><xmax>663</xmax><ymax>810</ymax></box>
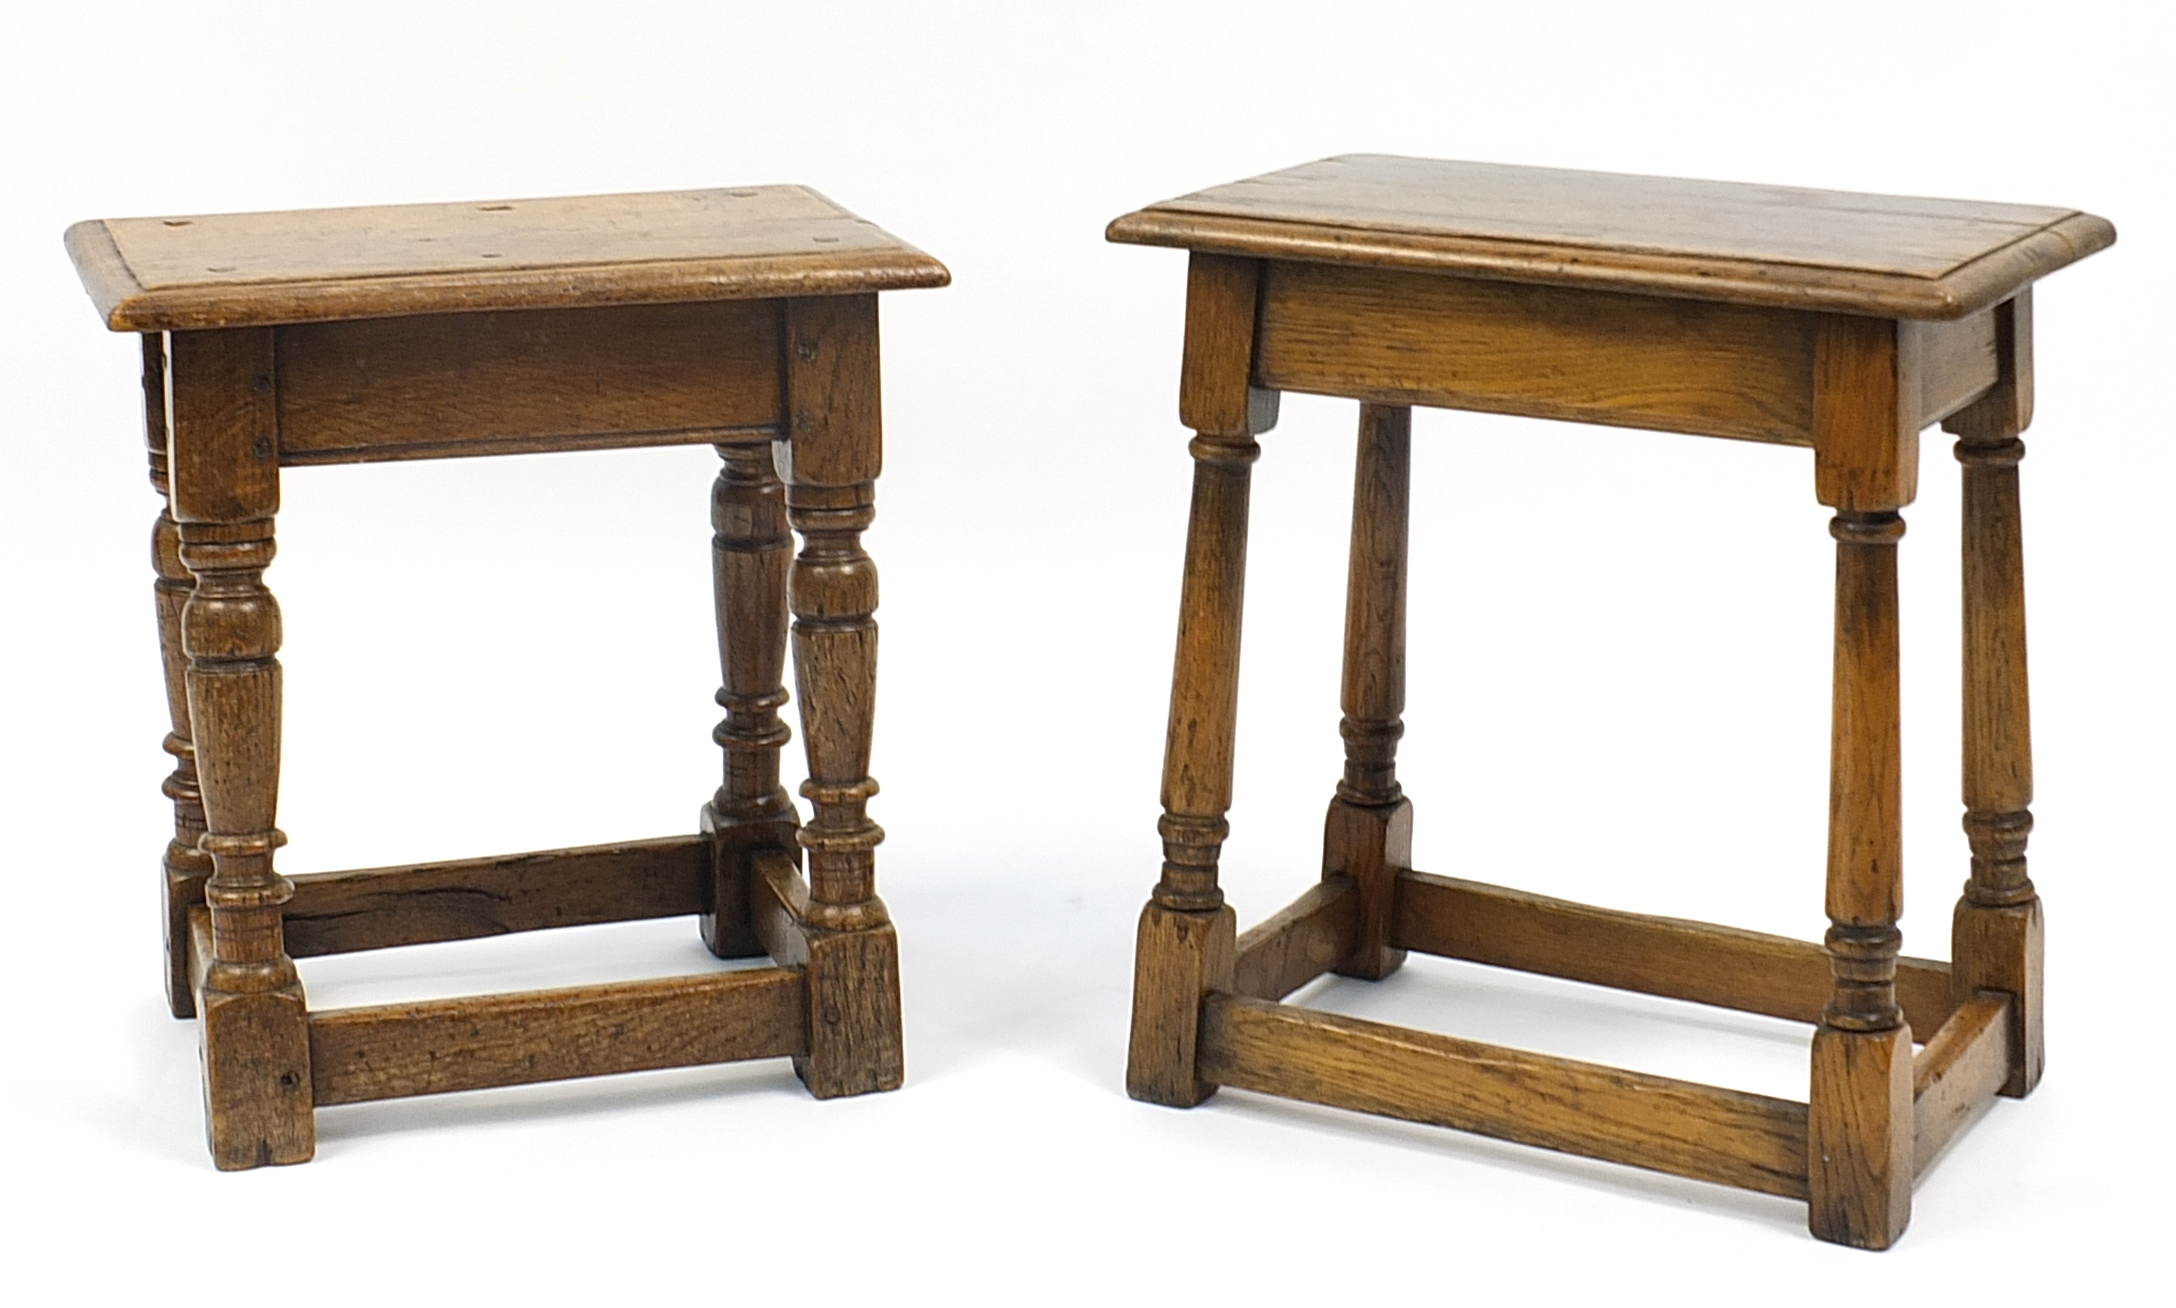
<box><xmin>67</xmin><ymin>187</ymin><xmax>946</xmax><ymax>1168</ymax></box>
<box><xmin>1109</xmin><ymin>156</ymin><xmax>2112</xmax><ymax>1248</ymax></box>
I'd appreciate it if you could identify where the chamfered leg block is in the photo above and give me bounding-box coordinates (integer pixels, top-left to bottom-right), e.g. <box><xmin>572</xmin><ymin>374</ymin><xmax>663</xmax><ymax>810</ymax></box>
<box><xmin>1809</xmin><ymin>1023</ymin><xmax>1914</xmax><ymax>1248</ymax></box>
<box><xmin>1128</xmin><ymin>902</ymin><xmax>1238</xmax><ymax>1106</ymax></box>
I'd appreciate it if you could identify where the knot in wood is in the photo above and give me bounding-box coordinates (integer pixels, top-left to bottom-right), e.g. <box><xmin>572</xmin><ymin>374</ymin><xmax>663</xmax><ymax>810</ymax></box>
<box><xmin>1828</xmin><ymin>511</ymin><xmax>1905</xmax><ymax>545</ymax></box>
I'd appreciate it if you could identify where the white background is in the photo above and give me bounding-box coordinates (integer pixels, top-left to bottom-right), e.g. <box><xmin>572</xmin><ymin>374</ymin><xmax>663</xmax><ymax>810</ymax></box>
<box><xmin>3</xmin><ymin>1</ymin><xmax>2168</xmax><ymax>1300</ymax></box>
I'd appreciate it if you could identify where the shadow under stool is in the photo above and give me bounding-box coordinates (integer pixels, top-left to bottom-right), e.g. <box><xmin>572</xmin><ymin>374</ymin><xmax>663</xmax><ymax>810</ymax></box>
<box><xmin>67</xmin><ymin>186</ymin><xmax>947</xmax><ymax>1168</ymax></box>
<box><xmin>1107</xmin><ymin>155</ymin><xmax>2113</xmax><ymax>1248</ymax></box>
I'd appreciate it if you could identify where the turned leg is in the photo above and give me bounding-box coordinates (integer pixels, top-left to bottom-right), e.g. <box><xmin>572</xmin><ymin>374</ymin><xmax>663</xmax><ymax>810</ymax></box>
<box><xmin>1807</xmin><ymin>315</ymin><xmax>1918</xmax><ymax>1248</ymax></box>
<box><xmin>143</xmin><ymin>333</ymin><xmax>212</xmax><ymax>1018</ymax></box>
<box><xmin>169</xmin><ymin>328</ymin><xmax>312</xmax><ymax>1169</ymax></box>
<box><xmin>700</xmin><ymin>433</ymin><xmax>798</xmax><ymax>958</ymax></box>
<box><xmin>781</xmin><ymin>295</ymin><xmax>901</xmax><ymax>1097</ymax></box>
<box><xmin>1945</xmin><ymin>292</ymin><xmax>2042</xmax><ymax>1097</ymax></box>
<box><xmin>1128</xmin><ymin>432</ymin><xmax>1253</xmax><ymax>1105</ymax></box>
<box><xmin>1127</xmin><ymin>254</ymin><xmax>1274</xmax><ymax>1107</ymax></box>
<box><xmin>1326</xmin><ymin>403</ymin><xmax>1413</xmax><ymax>980</ymax></box>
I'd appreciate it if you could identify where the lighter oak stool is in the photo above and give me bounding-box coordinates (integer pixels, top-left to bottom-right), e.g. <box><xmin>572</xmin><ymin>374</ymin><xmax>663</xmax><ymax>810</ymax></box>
<box><xmin>1109</xmin><ymin>156</ymin><xmax>2113</xmax><ymax>1248</ymax></box>
<box><xmin>68</xmin><ymin>187</ymin><xmax>946</xmax><ymax>1168</ymax></box>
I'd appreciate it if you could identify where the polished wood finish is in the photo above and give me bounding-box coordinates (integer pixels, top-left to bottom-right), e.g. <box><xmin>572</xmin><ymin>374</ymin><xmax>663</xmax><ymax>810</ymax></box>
<box><xmin>1394</xmin><ymin>872</ymin><xmax>1954</xmax><ymax>1036</ymax></box>
<box><xmin>1259</xmin><ymin>262</ymin><xmax>1817</xmax><ymax>444</ymax></box>
<box><xmin>1115</xmin><ymin>158</ymin><xmax>2111</xmax><ymax>1248</ymax></box>
<box><xmin>67</xmin><ymin>186</ymin><xmax>948</xmax><ymax>330</ymax></box>
<box><xmin>1326</xmin><ymin>404</ymin><xmax>1411</xmax><ymax>981</ymax></box>
<box><xmin>702</xmin><ymin>429</ymin><xmax>799</xmax><ymax>960</ymax></box>
<box><xmin>281</xmin><ymin>837</ymin><xmax>712</xmax><ymax>958</ymax></box>
<box><xmin>1911</xmin><ymin>995</ymin><xmax>2013</xmax><ymax>1176</ymax></box>
<box><xmin>1201</xmin><ymin>995</ymin><xmax>1812</xmax><ymax>1198</ymax></box>
<box><xmin>1945</xmin><ymin>291</ymin><xmax>2043</xmax><ymax>1098</ymax></box>
<box><xmin>72</xmin><ymin>187</ymin><xmax>943</xmax><ymax>1167</ymax></box>
<box><xmin>1108</xmin><ymin>155</ymin><xmax>2112</xmax><ymax>319</ymax></box>
<box><xmin>144</xmin><ymin>332</ymin><xmax>213</xmax><ymax>1019</ymax></box>
<box><xmin>1234</xmin><ymin>878</ymin><xmax>1357</xmax><ymax>1002</ymax></box>
<box><xmin>274</xmin><ymin>301</ymin><xmax>782</xmax><ymax>464</ymax></box>
<box><xmin>308</xmin><ymin>968</ymin><xmax>808</xmax><ymax>1105</ymax></box>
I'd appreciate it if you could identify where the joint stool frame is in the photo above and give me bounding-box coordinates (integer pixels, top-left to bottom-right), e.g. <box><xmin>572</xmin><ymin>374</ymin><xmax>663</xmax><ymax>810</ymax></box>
<box><xmin>1112</xmin><ymin>158</ymin><xmax>2112</xmax><ymax>1250</ymax></box>
<box><xmin>72</xmin><ymin>188</ymin><xmax>945</xmax><ymax>1169</ymax></box>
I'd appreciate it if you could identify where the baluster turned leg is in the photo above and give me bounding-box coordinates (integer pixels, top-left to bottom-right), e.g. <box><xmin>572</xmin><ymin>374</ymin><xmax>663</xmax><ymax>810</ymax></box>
<box><xmin>1807</xmin><ymin>315</ymin><xmax>1917</xmax><ymax>1248</ymax></box>
<box><xmin>1327</xmin><ymin>404</ymin><xmax>1413</xmax><ymax>980</ymax></box>
<box><xmin>782</xmin><ymin>295</ymin><xmax>901</xmax><ymax>1096</ymax></box>
<box><xmin>143</xmin><ymin>333</ymin><xmax>213</xmax><ymax>1017</ymax></box>
<box><xmin>1945</xmin><ymin>291</ymin><xmax>2042</xmax><ymax>1097</ymax></box>
<box><xmin>701</xmin><ymin>433</ymin><xmax>797</xmax><ymax>957</ymax></box>
<box><xmin>170</xmin><ymin>328</ymin><xmax>312</xmax><ymax>1169</ymax></box>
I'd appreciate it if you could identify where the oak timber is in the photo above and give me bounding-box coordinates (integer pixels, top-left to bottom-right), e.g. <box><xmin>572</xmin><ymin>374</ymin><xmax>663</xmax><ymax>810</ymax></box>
<box><xmin>1109</xmin><ymin>155</ymin><xmax>2113</xmax><ymax>319</ymax></box>
<box><xmin>274</xmin><ymin>301</ymin><xmax>783</xmax><ymax>464</ymax></box>
<box><xmin>1200</xmin><ymin>995</ymin><xmax>1810</xmax><ymax>1198</ymax></box>
<box><xmin>282</xmin><ymin>836</ymin><xmax>712</xmax><ymax>957</ymax></box>
<box><xmin>1257</xmin><ymin>262</ymin><xmax>1817</xmax><ymax>444</ymax></box>
<box><xmin>308</xmin><ymin>968</ymin><xmax>808</xmax><ymax>1105</ymax></box>
<box><xmin>1912</xmin><ymin>995</ymin><xmax>2012</xmax><ymax>1176</ymax></box>
<box><xmin>1116</xmin><ymin>156</ymin><xmax>2108</xmax><ymax>1245</ymax></box>
<box><xmin>73</xmin><ymin>182</ymin><xmax>942</xmax><ymax>1164</ymax></box>
<box><xmin>1233</xmin><ymin>878</ymin><xmax>1359</xmax><ymax>1001</ymax></box>
<box><xmin>1394</xmin><ymin>871</ymin><xmax>1953</xmax><ymax>1034</ymax></box>
<box><xmin>68</xmin><ymin>186</ymin><xmax>949</xmax><ymax>330</ymax></box>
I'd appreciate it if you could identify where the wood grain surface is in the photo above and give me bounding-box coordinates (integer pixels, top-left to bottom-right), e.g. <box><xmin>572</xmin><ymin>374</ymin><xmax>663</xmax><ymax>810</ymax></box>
<box><xmin>1394</xmin><ymin>871</ymin><xmax>1954</xmax><ymax>1035</ymax></box>
<box><xmin>1257</xmin><ymin>262</ymin><xmax>1818</xmax><ymax>444</ymax></box>
<box><xmin>1201</xmin><ymin>995</ymin><xmax>1810</xmax><ymax>1198</ymax></box>
<box><xmin>274</xmin><ymin>300</ymin><xmax>782</xmax><ymax>463</ymax></box>
<box><xmin>69</xmin><ymin>185</ymin><xmax>948</xmax><ymax>330</ymax></box>
<box><xmin>282</xmin><ymin>836</ymin><xmax>712</xmax><ymax>957</ymax></box>
<box><xmin>1233</xmin><ymin>879</ymin><xmax>1357</xmax><ymax>1001</ymax></box>
<box><xmin>1911</xmin><ymin>995</ymin><xmax>2012</xmax><ymax>1176</ymax></box>
<box><xmin>1110</xmin><ymin>155</ymin><xmax>2113</xmax><ymax>319</ymax></box>
<box><xmin>308</xmin><ymin>968</ymin><xmax>808</xmax><ymax>1105</ymax></box>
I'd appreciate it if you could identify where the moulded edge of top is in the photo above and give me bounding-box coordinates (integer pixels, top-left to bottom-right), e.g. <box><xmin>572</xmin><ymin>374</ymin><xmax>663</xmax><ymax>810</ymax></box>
<box><xmin>64</xmin><ymin>219</ymin><xmax>952</xmax><ymax>333</ymax></box>
<box><xmin>1104</xmin><ymin>207</ymin><xmax>2116</xmax><ymax>321</ymax></box>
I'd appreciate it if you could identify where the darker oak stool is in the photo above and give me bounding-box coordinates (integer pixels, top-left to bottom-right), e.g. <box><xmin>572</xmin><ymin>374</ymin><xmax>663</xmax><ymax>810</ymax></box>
<box><xmin>68</xmin><ymin>186</ymin><xmax>946</xmax><ymax>1168</ymax></box>
<box><xmin>1109</xmin><ymin>156</ymin><xmax>2113</xmax><ymax>1248</ymax></box>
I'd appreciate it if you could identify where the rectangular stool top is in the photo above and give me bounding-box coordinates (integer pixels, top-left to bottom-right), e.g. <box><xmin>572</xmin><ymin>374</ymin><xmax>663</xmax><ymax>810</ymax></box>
<box><xmin>68</xmin><ymin>185</ymin><xmax>949</xmax><ymax>332</ymax></box>
<box><xmin>1108</xmin><ymin>155</ymin><xmax>2113</xmax><ymax>319</ymax></box>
